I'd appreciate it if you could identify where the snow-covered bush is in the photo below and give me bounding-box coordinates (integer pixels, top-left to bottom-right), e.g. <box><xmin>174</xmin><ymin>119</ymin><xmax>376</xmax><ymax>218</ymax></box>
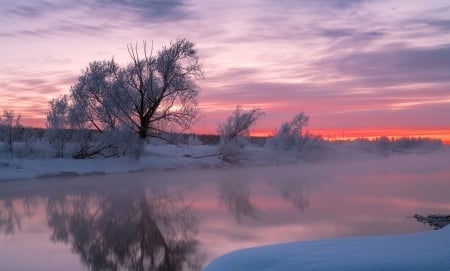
<box><xmin>217</xmin><ymin>105</ymin><xmax>264</xmax><ymax>147</ymax></box>
<box><xmin>217</xmin><ymin>105</ymin><xmax>264</xmax><ymax>163</ymax></box>
<box><xmin>218</xmin><ymin>142</ymin><xmax>249</xmax><ymax>164</ymax></box>
<box><xmin>69</xmin><ymin>128</ymin><xmax>143</xmax><ymax>159</ymax></box>
<box><xmin>267</xmin><ymin>112</ymin><xmax>310</xmax><ymax>152</ymax></box>
<box><xmin>14</xmin><ymin>129</ymin><xmax>43</xmax><ymax>159</ymax></box>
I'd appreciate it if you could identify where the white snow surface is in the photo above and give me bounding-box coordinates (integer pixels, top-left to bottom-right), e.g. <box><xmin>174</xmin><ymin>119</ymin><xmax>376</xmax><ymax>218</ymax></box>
<box><xmin>0</xmin><ymin>145</ymin><xmax>226</xmax><ymax>181</ymax></box>
<box><xmin>203</xmin><ymin>226</ymin><xmax>450</xmax><ymax>271</ymax></box>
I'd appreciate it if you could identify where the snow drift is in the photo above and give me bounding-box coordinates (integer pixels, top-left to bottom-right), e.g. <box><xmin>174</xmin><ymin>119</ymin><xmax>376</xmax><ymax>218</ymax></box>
<box><xmin>203</xmin><ymin>226</ymin><xmax>450</xmax><ymax>271</ymax></box>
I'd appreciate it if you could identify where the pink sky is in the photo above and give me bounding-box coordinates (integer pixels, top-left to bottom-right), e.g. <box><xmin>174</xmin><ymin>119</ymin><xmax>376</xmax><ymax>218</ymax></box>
<box><xmin>1</xmin><ymin>0</ymin><xmax>449</xmax><ymax>141</ymax></box>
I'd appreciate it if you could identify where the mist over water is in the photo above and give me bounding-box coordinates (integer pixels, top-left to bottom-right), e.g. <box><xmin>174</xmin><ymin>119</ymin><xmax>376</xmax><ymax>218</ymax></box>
<box><xmin>0</xmin><ymin>150</ymin><xmax>449</xmax><ymax>270</ymax></box>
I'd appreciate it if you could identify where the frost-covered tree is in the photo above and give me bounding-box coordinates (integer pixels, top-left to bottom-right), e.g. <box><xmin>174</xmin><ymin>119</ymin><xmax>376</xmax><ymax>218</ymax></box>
<box><xmin>0</xmin><ymin>110</ymin><xmax>21</xmax><ymax>155</ymax></box>
<box><xmin>49</xmin><ymin>39</ymin><xmax>202</xmax><ymax>159</ymax></box>
<box><xmin>69</xmin><ymin>39</ymin><xmax>202</xmax><ymax>140</ymax></box>
<box><xmin>46</xmin><ymin>95</ymin><xmax>69</xmax><ymax>158</ymax></box>
<box><xmin>268</xmin><ymin>112</ymin><xmax>310</xmax><ymax>151</ymax></box>
<box><xmin>217</xmin><ymin>106</ymin><xmax>264</xmax><ymax>164</ymax></box>
<box><xmin>217</xmin><ymin>105</ymin><xmax>264</xmax><ymax>145</ymax></box>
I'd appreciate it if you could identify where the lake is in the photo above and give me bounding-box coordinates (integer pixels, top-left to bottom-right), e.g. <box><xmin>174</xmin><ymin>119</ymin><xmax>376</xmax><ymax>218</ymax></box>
<box><xmin>0</xmin><ymin>151</ymin><xmax>449</xmax><ymax>270</ymax></box>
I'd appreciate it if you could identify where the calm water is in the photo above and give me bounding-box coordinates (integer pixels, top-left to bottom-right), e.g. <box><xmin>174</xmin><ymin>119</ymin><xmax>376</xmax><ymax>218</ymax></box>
<box><xmin>0</xmin><ymin>152</ymin><xmax>449</xmax><ymax>270</ymax></box>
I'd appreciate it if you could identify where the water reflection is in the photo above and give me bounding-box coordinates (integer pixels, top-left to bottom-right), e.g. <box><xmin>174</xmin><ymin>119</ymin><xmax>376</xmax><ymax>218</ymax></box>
<box><xmin>2</xmin><ymin>154</ymin><xmax>449</xmax><ymax>270</ymax></box>
<box><xmin>0</xmin><ymin>186</ymin><xmax>202</xmax><ymax>271</ymax></box>
<box><xmin>274</xmin><ymin>177</ymin><xmax>310</xmax><ymax>211</ymax></box>
<box><xmin>216</xmin><ymin>167</ymin><xmax>314</xmax><ymax>224</ymax></box>
<box><xmin>48</xmin><ymin>190</ymin><xmax>201</xmax><ymax>271</ymax></box>
<box><xmin>0</xmin><ymin>196</ymin><xmax>38</xmax><ymax>234</ymax></box>
<box><xmin>218</xmin><ymin>179</ymin><xmax>259</xmax><ymax>223</ymax></box>
<box><xmin>0</xmin><ymin>198</ymin><xmax>22</xmax><ymax>234</ymax></box>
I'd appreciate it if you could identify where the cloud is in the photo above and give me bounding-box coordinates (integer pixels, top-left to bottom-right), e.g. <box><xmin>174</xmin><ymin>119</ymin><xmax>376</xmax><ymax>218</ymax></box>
<box><xmin>319</xmin><ymin>28</ymin><xmax>384</xmax><ymax>40</ymax></box>
<box><xmin>95</xmin><ymin>0</ymin><xmax>189</xmax><ymax>22</ymax></box>
<box><xmin>423</xmin><ymin>19</ymin><xmax>450</xmax><ymax>31</ymax></box>
<box><xmin>0</xmin><ymin>0</ymin><xmax>192</xmax><ymax>38</ymax></box>
<box><xmin>6</xmin><ymin>1</ymin><xmax>64</xmax><ymax>19</ymax></box>
<box><xmin>0</xmin><ymin>69</ymin><xmax>77</xmax><ymax>126</ymax></box>
<box><xmin>3</xmin><ymin>22</ymin><xmax>111</xmax><ymax>38</ymax></box>
<box><xmin>322</xmin><ymin>44</ymin><xmax>450</xmax><ymax>87</ymax></box>
<box><xmin>267</xmin><ymin>0</ymin><xmax>367</xmax><ymax>10</ymax></box>
<box><xmin>4</xmin><ymin>0</ymin><xmax>190</xmax><ymax>22</ymax></box>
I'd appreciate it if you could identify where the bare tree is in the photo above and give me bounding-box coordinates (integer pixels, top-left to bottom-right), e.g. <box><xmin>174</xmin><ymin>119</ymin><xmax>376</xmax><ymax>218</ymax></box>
<box><xmin>0</xmin><ymin>110</ymin><xmax>21</xmax><ymax>155</ymax></box>
<box><xmin>68</xmin><ymin>39</ymin><xmax>202</xmax><ymax>141</ymax></box>
<box><xmin>68</xmin><ymin>60</ymin><xmax>120</xmax><ymax>133</ymax></box>
<box><xmin>120</xmin><ymin>39</ymin><xmax>202</xmax><ymax>140</ymax></box>
<box><xmin>51</xmin><ymin>39</ymin><xmax>202</xmax><ymax>159</ymax></box>
<box><xmin>217</xmin><ymin>105</ymin><xmax>264</xmax><ymax>145</ymax></box>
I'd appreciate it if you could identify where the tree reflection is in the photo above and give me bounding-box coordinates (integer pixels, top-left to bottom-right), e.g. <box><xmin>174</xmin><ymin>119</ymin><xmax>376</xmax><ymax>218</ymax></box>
<box><xmin>0</xmin><ymin>196</ymin><xmax>38</xmax><ymax>234</ymax></box>
<box><xmin>0</xmin><ymin>199</ymin><xmax>21</xmax><ymax>234</ymax></box>
<box><xmin>218</xmin><ymin>180</ymin><xmax>259</xmax><ymax>223</ymax></box>
<box><xmin>276</xmin><ymin>181</ymin><xmax>310</xmax><ymax>211</ymax></box>
<box><xmin>217</xmin><ymin>169</ymin><xmax>313</xmax><ymax>222</ymax></box>
<box><xmin>46</xmin><ymin>190</ymin><xmax>201</xmax><ymax>271</ymax></box>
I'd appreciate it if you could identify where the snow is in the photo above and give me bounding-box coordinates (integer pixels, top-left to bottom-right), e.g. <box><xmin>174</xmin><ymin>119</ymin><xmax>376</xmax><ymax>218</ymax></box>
<box><xmin>0</xmin><ymin>144</ymin><xmax>225</xmax><ymax>181</ymax></box>
<box><xmin>203</xmin><ymin>226</ymin><xmax>450</xmax><ymax>271</ymax></box>
<box><xmin>0</xmin><ymin>143</ymin><xmax>449</xmax><ymax>182</ymax></box>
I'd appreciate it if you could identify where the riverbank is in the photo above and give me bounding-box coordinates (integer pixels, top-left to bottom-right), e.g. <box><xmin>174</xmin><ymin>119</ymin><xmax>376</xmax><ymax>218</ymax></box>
<box><xmin>202</xmin><ymin>225</ymin><xmax>450</xmax><ymax>271</ymax></box>
<box><xmin>1</xmin><ymin>144</ymin><xmax>449</xmax><ymax>181</ymax></box>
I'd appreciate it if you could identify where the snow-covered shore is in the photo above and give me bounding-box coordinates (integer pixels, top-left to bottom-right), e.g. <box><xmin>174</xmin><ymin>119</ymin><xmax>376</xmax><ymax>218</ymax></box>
<box><xmin>203</xmin><ymin>226</ymin><xmax>450</xmax><ymax>271</ymax></box>
<box><xmin>0</xmin><ymin>145</ymin><xmax>225</xmax><ymax>181</ymax></box>
<box><xmin>1</xmin><ymin>143</ymin><xmax>449</xmax><ymax>182</ymax></box>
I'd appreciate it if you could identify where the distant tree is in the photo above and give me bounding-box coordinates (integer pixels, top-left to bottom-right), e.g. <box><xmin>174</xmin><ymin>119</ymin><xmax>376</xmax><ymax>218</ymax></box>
<box><xmin>217</xmin><ymin>105</ymin><xmax>264</xmax><ymax>145</ymax></box>
<box><xmin>0</xmin><ymin>110</ymin><xmax>21</xmax><ymax>155</ymax></box>
<box><xmin>268</xmin><ymin>112</ymin><xmax>311</xmax><ymax>151</ymax></box>
<box><xmin>46</xmin><ymin>95</ymin><xmax>70</xmax><ymax>158</ymax></box>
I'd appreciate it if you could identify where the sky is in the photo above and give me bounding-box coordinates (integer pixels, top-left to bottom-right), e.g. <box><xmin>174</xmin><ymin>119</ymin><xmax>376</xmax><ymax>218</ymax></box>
<box><xmin>0</xmin><ymin>0</ymin><xmax>449</xmax><ymax>141</ymax></box>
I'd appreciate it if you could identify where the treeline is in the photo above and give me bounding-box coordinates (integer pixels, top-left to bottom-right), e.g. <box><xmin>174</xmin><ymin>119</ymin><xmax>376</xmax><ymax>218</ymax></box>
<box><xmin>0</xmin><ymin>122</ymin><xmax>444</xmax><ymax>160</ymax></box>
<box><xmin>348</xmin><ymin>136</ymin><xmax>443</xmax><ymax>154</ymax></box>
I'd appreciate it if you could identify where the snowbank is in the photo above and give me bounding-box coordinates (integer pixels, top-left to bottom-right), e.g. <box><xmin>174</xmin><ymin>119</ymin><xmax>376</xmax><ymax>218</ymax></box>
<box><xmin>0</xmin><ymin>145</ymin><xmax>225</xmax><ymax>181</ymax></box>
<box><xmin>203</xmin><ymin>226</ymin><xmax>450</xmax><ymax>271</ymax></box>
<box><xmin>1</xmin><ymin>143</ymin><xmax>449</xmax><ymax>182</ymax></box>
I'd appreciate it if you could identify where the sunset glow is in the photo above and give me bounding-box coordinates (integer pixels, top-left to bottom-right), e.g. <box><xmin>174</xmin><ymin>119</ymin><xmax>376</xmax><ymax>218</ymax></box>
<box><xmin>1</xmin><ymin>0</ymin><xmax>449</xmax><ymax>141</ymax></box>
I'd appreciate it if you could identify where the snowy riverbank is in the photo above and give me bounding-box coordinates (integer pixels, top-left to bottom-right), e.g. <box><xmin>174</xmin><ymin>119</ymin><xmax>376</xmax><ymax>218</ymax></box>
<box><xmin>203</xmin><ymin>226</ymin><xmax>450</xmax><ymax>271</ymax></box>
<box><xmin>0</xmin><ymin>144</ymin><xmax>224</xmax><ymax>181</ymax></box>
<box><xmin>1</xmin><ymin>143</ymin><xmax>449</xmax><ymax>181</ymax></box>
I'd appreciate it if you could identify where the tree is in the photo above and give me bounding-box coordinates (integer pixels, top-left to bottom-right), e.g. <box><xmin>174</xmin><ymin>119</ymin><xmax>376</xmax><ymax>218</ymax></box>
<box><xmin>47</xmin><ymin>95</ymin><xmax>69</xmax><ymax>158</ymax></box>
<box><xmin>268</xmin><ymin>112</ymin><xmax>310</xmax><ymax>151</ymax></box>
<box><xmin>69</xmin><ymin>39</ymin><xmax>202</xmax><ymax>140</ymax></box>
<box><xmin>217</xmin><ymin>105</ymin><xmax>264</xmax><ymax>145</ymax></box>
<box><xmin>0</xmin><ymin>110</ymin><xmax>21</xmax><ymax>155</ymax></box>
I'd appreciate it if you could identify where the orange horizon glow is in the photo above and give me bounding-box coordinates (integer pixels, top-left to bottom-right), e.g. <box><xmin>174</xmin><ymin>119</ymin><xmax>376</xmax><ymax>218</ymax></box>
<box><xmin>195</xmin><ymin>126</ymin><xmax>450</xmax><ymax>144</ymax></box>
<box><xmin>17</xmin><ymin>117</ymin><xmax>450</xmax><ymax>144</ymax></box>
